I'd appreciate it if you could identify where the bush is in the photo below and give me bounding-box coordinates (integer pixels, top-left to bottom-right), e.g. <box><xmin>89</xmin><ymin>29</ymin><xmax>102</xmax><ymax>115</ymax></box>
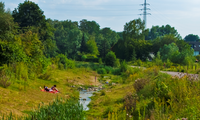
<box><xmin>97</xmin><ymin>68</ymin><xmax>107</xmax><ymax>74</ymax></box>
<box><xmin>99</xmin><ymin>58</ymin><xmax>103</xmax><ymax>64</ymax></box>
<box><xmin>112</xmin><ymin>68</ymin><xmax>121</xmax><ymax>75</ymax></box>
<box><xmin>133</xmin><ymin>78</ymin><xmax>150</xmax><ymax>92</ymax></box>
<box><xmin>56</xmin><ymin>54</ymin><xmax>75</xmax><ymax>69</ymax></box>
<box><xmin>104</xmin><ymin>66</ymin><xmax>113</xmax><ymax>74</ymax></box>
<box><xmin>105</xmin><ymin>51</ymin><xmax>117</xmax><ymax>67</ymax></box>
<box><xmin>120</xmin><ymin>60</ymin><xmax>128</xmax><ymax>72</ymax></box>
<box><xmin>0</xmin><ymin>75</ymin><xmax>11</xmax><ymax>88</ymax></box>
<box><xmin>81</xmin><ymin>55</ymin><xmax>87</xmax><ymax>61</ymax></box>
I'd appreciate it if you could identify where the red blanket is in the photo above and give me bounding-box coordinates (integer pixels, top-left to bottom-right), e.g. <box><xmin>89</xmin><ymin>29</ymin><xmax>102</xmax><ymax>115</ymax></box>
<box><xmin>41</xmin><ymin>89</ymin><xmax>59</xmax><ymax>94</ymax></box>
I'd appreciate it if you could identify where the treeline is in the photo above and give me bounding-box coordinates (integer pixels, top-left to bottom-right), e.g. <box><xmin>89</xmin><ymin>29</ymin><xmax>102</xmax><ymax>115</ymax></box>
<box><xmin>0</xmin><ymin>0</ymin><xmax>195</xmax><ymax>68</ymax></box>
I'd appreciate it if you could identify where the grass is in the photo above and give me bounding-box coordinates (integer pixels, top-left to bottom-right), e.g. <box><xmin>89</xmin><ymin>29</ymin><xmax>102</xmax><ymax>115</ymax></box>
<box><xmin>0</xmin><ymin>67</ymin><xmax>99</xmax><ymax>118</ymax></box>
<box><xmin>86</xmin><ymin>84</ymin><xmax>135</xmax><ymax>119</ymax></box>
<box><xmin>1</xmin><ymin>98</ymin><xmax>85</xmax><ymax>120</ymax></box>
<box><xmin>86</xmin><ymin>66</ymin><xmax>200</xmax><ymax>119</ymax></box>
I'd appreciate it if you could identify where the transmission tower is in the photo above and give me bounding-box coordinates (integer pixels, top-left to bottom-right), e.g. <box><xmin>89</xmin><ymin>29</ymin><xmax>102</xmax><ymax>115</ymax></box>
<box><xmin>139</xmin><ymin>0</ymin><xmax>151</xmax><ymax>28</ymax></box>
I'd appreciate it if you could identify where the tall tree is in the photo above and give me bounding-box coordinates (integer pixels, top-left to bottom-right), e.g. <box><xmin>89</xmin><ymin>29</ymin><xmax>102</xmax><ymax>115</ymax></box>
<box><xmin>80</xmin><ymin>33</ymin><xmax>88</xmax><ymax>53</ymax></box>
<box><xmin>184</xmin><ymin>34</ymin><xmax>199</xmax><ymax>42</ymax></box>
<box><xmin>123</xmin><ymin>18</ymin><xmax>148</xmax><ymax>40</ymax></box>
<box><xmin>67</xmin><ymin>28</ymin><xmax>83</xmax><ymax>59</ymax></box>
<box><xmin>146</xmin><ymin>25</ymin><xmax>181</xmax><ymax>40</ymax></box>
<box><xmin>86</xmin><ymin>37</ymin><xmax>99</xmax><ymax>56</ymax></box>
<box><xmin>12</xmin><ymin>0</ymin><xmax>46</xmax><ymax>28</ymax></box>
<box><xmin>0</xmin><ymin>2</ymin><xmax>5</xmax><ymax>13</ymax></box>
<box><xmin>79</xmin><ymin>19</ymin><xmax>100</xmax><ymax>35</ymax></box>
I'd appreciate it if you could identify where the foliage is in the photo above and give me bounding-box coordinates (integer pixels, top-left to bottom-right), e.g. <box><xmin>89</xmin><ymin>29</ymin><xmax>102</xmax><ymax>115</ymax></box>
<box><xmin>12</xmin><ymin>0</ymin><xmax>46</xmax><ymax>28</ymax></box>
<box><xmin>123</xmin><ymin>18</ymin><xmax>147</xmax><ymax>40</ymax></box>
<box><xmin>86</xmin><ymin>37</ymin><xmax>99</xmax><ymax>56</ymax></box>
<box><xmin>55</xmin><ymin>54</ymin><xmax>75</xmax><ymax>69</ymax></box>
<box><xmin>97</xmin><ymin>68</ymin><xmax>107</xmax><ymax>74</ymax></box>
<box><xmin>159</xmin><ymin>43</ymin><xmax>180</xmax><ymax>62</ymax></box>
<box><xmin>146</xmin><ymin>24</ymin><xmax>181</xmax><ymax>40</ymax></box>
<box><xmin>0</xmin><ymin>75</ymin><xmax>11</xmax><ymax>88</ymax></box>
<box><xmin>105</xmin><ymin>51</ymin><xmax>117</xmax><ymax>67</ymax></box>
<box><xmin>2</xmin><ymin>98</ymin><xmax>85</xmax><ymax>120</ymax></box>
<box><xmin>81</xmin><ymin>55</ymin><xmax>87</xmax><ymax>61</ymax></box>
<box><xmin>159</xmin><ymin>42</ymin><xmax>195</xmax><ymax>65</ymax></box>
<box><xmin>184</xmin><ymin>34</ymin><xmax>199</xmax><ymax>42</ymax></box>
<box><xmin>120</xmin><ymin>60</ymin><xmax>128</xmax><ymax>72</ymax></box>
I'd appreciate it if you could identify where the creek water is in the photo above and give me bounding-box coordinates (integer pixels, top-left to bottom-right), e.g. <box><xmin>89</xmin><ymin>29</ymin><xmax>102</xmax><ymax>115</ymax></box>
<box><xmin>79</xmin><ymin>90</ymin><xmax>95</xmax><ymax>111</ymax></box>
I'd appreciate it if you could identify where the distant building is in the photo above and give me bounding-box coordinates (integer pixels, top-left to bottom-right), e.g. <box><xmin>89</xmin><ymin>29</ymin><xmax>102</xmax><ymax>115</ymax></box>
<box><xmin>188</xmin><ymin>41</ymin><xmax>200</xmax><ymax>56</ymax></box>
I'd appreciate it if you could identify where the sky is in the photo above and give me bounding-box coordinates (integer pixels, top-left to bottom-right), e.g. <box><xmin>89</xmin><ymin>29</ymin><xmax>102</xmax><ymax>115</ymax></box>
<box><xmin>3</xmin><ymin>0</ymin><xmax>200</xmax><ymax>38</ymax></box>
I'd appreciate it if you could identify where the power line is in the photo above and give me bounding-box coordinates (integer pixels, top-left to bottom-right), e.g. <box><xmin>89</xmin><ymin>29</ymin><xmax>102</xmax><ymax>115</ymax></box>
<box><xmin>139</xmin><ymin>0</ymin><xmax>151</xmax><ymax>28</ymax></box>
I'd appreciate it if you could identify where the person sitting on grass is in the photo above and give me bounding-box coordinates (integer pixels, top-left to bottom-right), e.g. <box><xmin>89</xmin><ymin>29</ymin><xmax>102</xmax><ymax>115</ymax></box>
<box><xmin>44</xmin><ymin>85</ymin><xmax>50</xmax><ymax>92</ymax></box>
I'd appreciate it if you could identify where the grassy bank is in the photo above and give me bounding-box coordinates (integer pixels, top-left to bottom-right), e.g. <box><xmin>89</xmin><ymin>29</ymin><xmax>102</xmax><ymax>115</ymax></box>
<box><xmin>0</xmin><ymin>67</ymin><xmax>99</xmax><ymax>118</ymax></box>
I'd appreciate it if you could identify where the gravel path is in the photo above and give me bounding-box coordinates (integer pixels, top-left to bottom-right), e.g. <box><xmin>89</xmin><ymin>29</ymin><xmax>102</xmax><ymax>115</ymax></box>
<box><xmin>131</xmin><ymin>66</ymin><xmax>199</xmax><ymax>79</ymax></box>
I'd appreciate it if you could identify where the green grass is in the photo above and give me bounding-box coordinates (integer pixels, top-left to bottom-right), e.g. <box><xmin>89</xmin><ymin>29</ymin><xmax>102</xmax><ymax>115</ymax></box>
<box><xmin>0</xmin><ymin>65</ymin><xmax>99</xmax><ymax>118</ymax></box>
<box><xmin>1</xmin><ymin>98</ymin><xmax>85</xmax><ymax>120</ymax></box>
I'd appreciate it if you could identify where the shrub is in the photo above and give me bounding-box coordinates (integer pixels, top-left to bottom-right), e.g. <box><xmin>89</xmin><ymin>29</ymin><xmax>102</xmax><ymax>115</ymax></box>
<box><xmin>99</xmin><ymin>58</ymin><xmax>103</xmax><ymax>64</ymax></box>
<box><xmin>97</xmin><ymin>68</ymin><xmax>107</xmax><ymax>74</ymax></box>
<box><xmin>81</xmin><ymin>55</ymin><xmax>87</xmax><ymax>61</ymax></box>
<box><xmin>105</xmin><ymin>51</ymin><xmax>117</xmax><ymax>67</ymax></box>
<box><xmin>123</xmin><ymin>92</ymin><xmax>137</xmax><ymax>112</ymax></box>
<box><xmin>112</xmin><ymin>68</ymin><xmax>121</xmax><ymax>75</ymax></box>
<box><xmin>0</xmin><ymin>75</ymin><xmax>11</xmax><ymax>88</ymax></box>
<box><xmin>100</xmin><ymin>90</ymin><xmax>106</xmax><ymax>96</ymax></box>
<box><xmin>133</xmin><ymin>78</ymin><xmax>150</xmax><ymax>92</ymax></box>
<box><xmin>56</xmin><ymin>54</ymin><xmax>75</xmax><ymax>69</ymax></box>
<box><xmin>120</xmin><ymin>60</ymin><xmax>128</xmax><ymax>72</ymax></box>
<box><xmin>104</xmin><ymin>66</ymin><xmax>113</xmax><ymax>74</ymax></box>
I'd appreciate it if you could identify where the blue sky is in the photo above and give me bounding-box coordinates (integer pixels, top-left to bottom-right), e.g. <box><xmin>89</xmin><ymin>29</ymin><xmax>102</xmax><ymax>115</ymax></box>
<box><xmin>3</xmin><ymin>0</ymin><xmax>200</xmax><ymax>38</ymax></box>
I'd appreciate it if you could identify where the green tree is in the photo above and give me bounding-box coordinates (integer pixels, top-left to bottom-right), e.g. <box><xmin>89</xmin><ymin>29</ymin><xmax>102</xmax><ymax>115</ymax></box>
<box><xmin>100</xmin><ymin>27</ymin><xmax>119</xmax><ymax>46</ymax></box>
<box><xmin>151</xmin><ymin>34</ymin><xmax>178</xmax><ymax>54</ymax></box>
<box><xmin>86</xmin><ymin>37</ymin><xmax>99</xmax><ymax>56</ymax></box>
<box><xmin>146</xmin><ymin>25</ymin><xmax>181</xmax><ymax>40</ymax></box>
<box><xmin>0</xmin><ymin>2</ymin><xmax>5</xmax><ymax>13</ymax></box>
<box><xmin>12</xmin><ymin>0</ymin><xmax>46</xmax><ymax>28</ymax></box>
<box><xmin>184</xmin><ymin>34</ymin><xmax>199</xmax><ymax>42</ymax></box>
<box><xmin>67</xmin><ymin>28</ymin><xmax>83</xmax><ymax>59</ymax></box>
<box><xmin>123</xmin><ymin>18</ymin><xmax>148</xmax><ymax>40</ymax></box>
<box><xmin>80</xmin><ymin>33</ymin><xmax>88</xmax><ymax>53</ymax></box>
<box><xmin>79</xmin><ymin>19</ymin><xmax>100</xmax><ymax>35</ymax></box>
<box><xmin>96</xmin><ymin>34</ymin><xmax>111</xmax><ymax>58</ymax></box>
<box><xmin>105</xmin><ymin>51</ymin><xmax>117</xmax><ymax>67</ymax></box>
<box><xmin>159</xmin><ymin>43</ymin><xmax>180</xmax><ymax>63</ymax></box>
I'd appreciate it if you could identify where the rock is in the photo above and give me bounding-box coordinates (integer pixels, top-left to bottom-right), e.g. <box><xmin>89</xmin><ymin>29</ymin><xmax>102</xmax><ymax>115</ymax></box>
<box><xmin>82</xmin><ymin>98</ymin><xmax>86</xmax><ymax>101</ymax></box>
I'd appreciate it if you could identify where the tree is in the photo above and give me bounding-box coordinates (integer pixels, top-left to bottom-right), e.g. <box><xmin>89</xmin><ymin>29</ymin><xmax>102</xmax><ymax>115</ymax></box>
<box><xmin>158</xmin><ymin>42</ymin><xmax>194</xmax><ymax>65</ymax></box>
<box><xmin>184</xmin><ymin>34</ymin><xmax>199</xmax><ymax>42</ymax></box>
<box><xmin>0</xmin><ymin>2</ymin><xmax>5</xmax><ymax>13</ymax></box>
<box><xmin>100</xmin><ymin>27</ymin><xmax>119</xmax><ymax>46</ymax></box>
<box><xmin>80</xmin><ymin>33</ymin><xmax>88</xmax><ymax>53</ymax></box>
<box><xmin>146</xmin><ymin>25</ymin><xmax>181</xmax><ymax>40</ymax></box>
<box><xmin>79</xmin><ymin>19</ymin><xmax>100</xmax><ymax>35</ymax></box>
<box><xmin>151</xmin><ymin>34</ymin><xmax>178</xmax><ymax>54</ymax></box>
<box><xmin>159</xmin><ymin>43</ymin><xmax>180</xmax><ymax>63</ymax></box>
<box><xmin>0</xmin><ymin>4</ymin><xmax>17</xmax><ymax>40</ymax></box>
<box><xmin>86</xmin><ymin>37</ymin><xmax>99</xmax><ymax>56</ymax></box>
<box><xmin>12</xmin><ymin>0</ymin><xmax>46</xmax><ymax>28</ymax></box>
<box><xmin>67</xmin><ymin>28</ymin><xmax>83</xmax><ymax>59</ymax></box>
<box><xmin>105</xmin><ymin>51</ymin><xmax>117</xmax><ymax>67</ymax></box>
<box><xmin>123</xmin><ymin>18</ymin><xmax>148</xmax><ymax>40</ymax></box>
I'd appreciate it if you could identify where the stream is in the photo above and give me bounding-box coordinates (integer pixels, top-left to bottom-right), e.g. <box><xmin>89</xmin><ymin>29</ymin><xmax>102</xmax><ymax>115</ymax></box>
<box><xmin>79</xmin><ymin>90</ymin><xmax>95</xmax><ymax>111</ymax></box>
